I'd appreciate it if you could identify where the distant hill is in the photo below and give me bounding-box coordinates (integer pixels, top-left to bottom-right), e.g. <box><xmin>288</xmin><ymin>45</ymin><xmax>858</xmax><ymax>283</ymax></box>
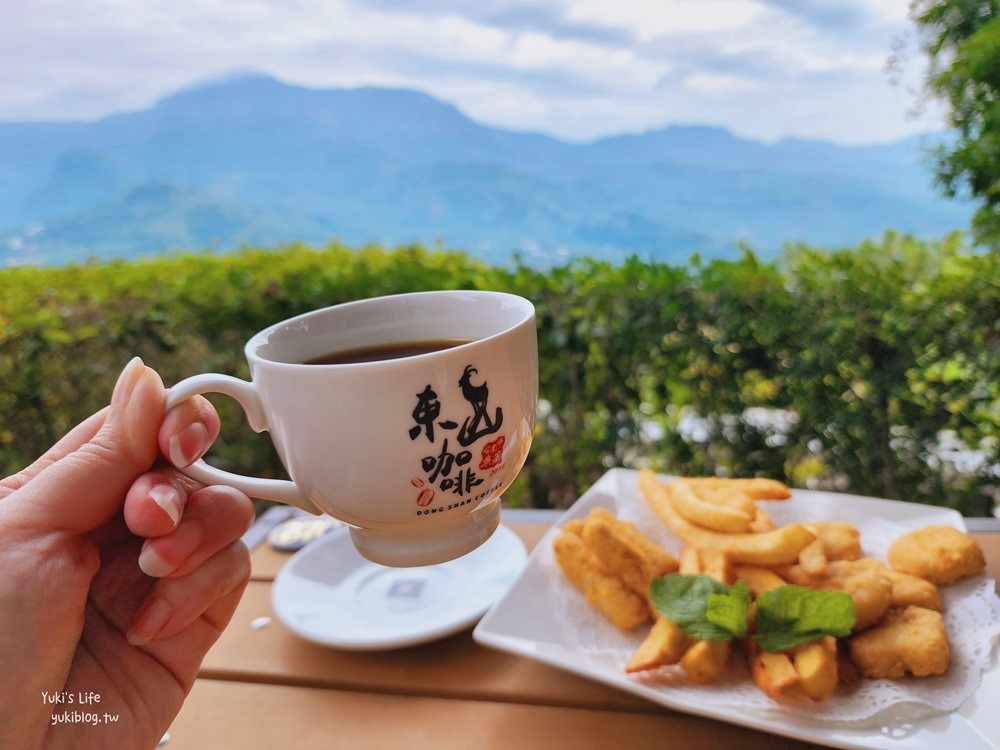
<box><xmin>0</xmin><ymin>74</ymin><xmax>972</xmax><ymax>266</ymax></box>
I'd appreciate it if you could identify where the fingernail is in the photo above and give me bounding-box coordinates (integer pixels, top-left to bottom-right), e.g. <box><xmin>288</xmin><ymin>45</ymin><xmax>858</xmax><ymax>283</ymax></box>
<box><xmin>127</xmin><ymin>597</ymin><xmax>172</xmax><ymax>646</ymax></box>
<box><xmin>149</xmin><ymin>483</ymin><xmax>182</xmax><ymax>526</ymax></box>
<box><xmin>168</xmin><ymin>422</ymin><xmax>210</xmax><ymax>468</ymax></box>
<box><xmin>138</xmin><ymin>541</ymin><xmax>176</xmax><ymax>578</ymax></box>
<box><xmin>111</xmin><ymin>357</ymin><xmax>145</xmax><ymax>410</ymax></box>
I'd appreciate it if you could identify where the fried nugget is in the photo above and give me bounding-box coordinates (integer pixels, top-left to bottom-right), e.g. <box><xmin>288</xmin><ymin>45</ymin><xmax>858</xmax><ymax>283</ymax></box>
<box><xmin>553</xmin><ymin>532</ymin><xmax>650</xmax><ymax>631</ymax></box>
<box><xmin>794</xmin><ymin>522</ymin><xmax>862</xmax><ymax>577</ymax></box>
<box><xmin>847</xmin><ymin>606</ymin><xmax>950</xmax><ymax>679</ymax></box>
<box><xmin>585</xmin><ymin>508</ymin><xmax>680</xmax><ymax>579</ymax></box>
<box><xmin>826</xmin><ymin>560</ymin><xmax>895</xmax><ymax>630</ymax></box>
<box><xmin>852</xmin><ymin>558</ymin><xmax>942</xmax><ymax>611</ymax></box>
<box><xmin>887</xmin><ymin>525</ymin><xmax>986</xmax><ymax>585</ymax></box>
<box><xmin>581</xmin><ymin>515</ymin><xmax>677</xmax><ymax>610</ymax></box>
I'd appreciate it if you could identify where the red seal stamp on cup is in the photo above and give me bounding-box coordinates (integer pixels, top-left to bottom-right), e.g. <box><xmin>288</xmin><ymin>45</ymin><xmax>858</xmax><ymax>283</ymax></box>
<box><xmin>479</xmin><ymin>435</ymin><xmax>505</xmax><ymax>470</ymax></box>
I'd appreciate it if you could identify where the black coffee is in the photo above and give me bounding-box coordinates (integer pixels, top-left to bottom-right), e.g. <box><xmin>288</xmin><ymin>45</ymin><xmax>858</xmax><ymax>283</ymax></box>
<box><xmin>302</xmin><ymin>339</ymin><xmax>471</xmax><ymax>365</ymax></box>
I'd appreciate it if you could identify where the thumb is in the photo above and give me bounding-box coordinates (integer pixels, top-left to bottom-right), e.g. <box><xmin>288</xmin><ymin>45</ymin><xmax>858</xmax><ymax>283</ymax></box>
<box><xmin>9</xmin><ymin>357</ymin><xmax>167</xmax><ymax>533</ymax></box>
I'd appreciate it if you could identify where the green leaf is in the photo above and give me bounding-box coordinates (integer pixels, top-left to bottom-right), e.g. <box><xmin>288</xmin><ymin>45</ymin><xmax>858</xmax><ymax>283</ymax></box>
<box><xmin>650</xmin><ymin>574</ymin><xmax>742</xmax><ymax>641</ymax></box>
<box><xmin>706</xmin><ymin>580</ymin><xmax>751</xmax><ymax>640</ymax></box>
<box><xmin>754</xmin><ymin>586</ymin><xmax>856</xmax><ymax>652</ymax></box>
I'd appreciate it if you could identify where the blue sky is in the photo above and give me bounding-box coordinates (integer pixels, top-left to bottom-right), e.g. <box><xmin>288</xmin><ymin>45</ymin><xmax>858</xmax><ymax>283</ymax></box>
<box><xmin>1</xmin><ymin>0</ymin><xmax>945</xmax><ymax>145</ymax></box>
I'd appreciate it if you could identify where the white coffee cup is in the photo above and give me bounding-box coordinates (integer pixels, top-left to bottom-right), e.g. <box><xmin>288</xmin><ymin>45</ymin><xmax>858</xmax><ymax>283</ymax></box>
<box><xmin>165</xmin><ymin>290</ymin><xmax>538</xmax><ymax>567</ymax></box>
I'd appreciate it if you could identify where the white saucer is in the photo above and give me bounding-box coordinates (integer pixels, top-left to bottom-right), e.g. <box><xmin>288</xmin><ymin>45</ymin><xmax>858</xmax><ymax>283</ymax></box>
<box><xmin>271</xmin><ymin>523</ymin><xmax>527</xmax><ymax>650</ymax></box>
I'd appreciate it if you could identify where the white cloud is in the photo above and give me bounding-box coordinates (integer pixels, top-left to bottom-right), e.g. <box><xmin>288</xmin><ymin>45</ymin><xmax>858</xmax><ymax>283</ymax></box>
<box><xmin>569</xmin><ymin>0</ymin><xmax>763</xmax><ymax>39</ymax></box>
<box><xmin>682</xmin><ymin>72</ymin><xmax>761</xmax><ymax>95</ymax></box>
<box><xmin>0</xmin><ymin>0</ymin><xmax>945</xmax><ymax>144</ymax></box>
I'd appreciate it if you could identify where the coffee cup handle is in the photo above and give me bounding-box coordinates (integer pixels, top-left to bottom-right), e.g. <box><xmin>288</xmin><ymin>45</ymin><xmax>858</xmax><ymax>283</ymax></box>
<box><xmin>165</xmin><ymin>374</ymin><xmax>321</xmax><ymax>515</ymax></box>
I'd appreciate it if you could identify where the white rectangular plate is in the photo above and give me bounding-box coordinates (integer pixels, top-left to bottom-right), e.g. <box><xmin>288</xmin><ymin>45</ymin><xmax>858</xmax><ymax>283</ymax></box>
<box><xmin>474</xmin><ymin>468</ymin><xmax>999</xmax><ymax>750</ymax></box>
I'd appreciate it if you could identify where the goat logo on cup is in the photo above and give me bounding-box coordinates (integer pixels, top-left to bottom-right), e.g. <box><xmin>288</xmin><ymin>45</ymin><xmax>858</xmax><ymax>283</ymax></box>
<box><xmin>409</xmin><ymin>363</ymin><xmax>506</xmax><ymax>512</ymax></box>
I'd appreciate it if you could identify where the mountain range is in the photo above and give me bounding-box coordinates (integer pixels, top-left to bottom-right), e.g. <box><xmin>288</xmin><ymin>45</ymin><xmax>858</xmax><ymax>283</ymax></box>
<box><xmin>0</xmin><ymin>74</ymin><xmax>973</xmax><ymax>266</ymax></box>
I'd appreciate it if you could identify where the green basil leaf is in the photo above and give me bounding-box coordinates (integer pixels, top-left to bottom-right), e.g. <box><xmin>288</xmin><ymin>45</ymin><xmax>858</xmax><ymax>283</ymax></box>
<box><xmin>706</xmin><ymin>580</ymin><xmax>751</xmax><ymax>640</ymax></box>
<box><xmin>650</xmin><ymin>574</ymin><xmax>738</xmax><ymax>641</ymax></box>
<box><xmin>754</xmin><ymin>585</ymin><xmax>856</xmax><ymax>652</ymax></box>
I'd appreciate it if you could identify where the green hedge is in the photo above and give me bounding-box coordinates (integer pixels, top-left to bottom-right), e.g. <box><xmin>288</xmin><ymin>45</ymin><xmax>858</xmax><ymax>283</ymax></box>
<box><xmin>1</xmin><ymin>234</ymin><xmax>997</xmax><ymax>515</ymax></box>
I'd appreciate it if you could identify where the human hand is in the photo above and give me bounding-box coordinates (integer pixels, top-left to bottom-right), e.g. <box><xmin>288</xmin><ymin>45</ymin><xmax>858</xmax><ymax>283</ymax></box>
<box><xmin>0</xmin><ymin>358</ymin><xmax>254</xmax><ymax>749</ymax></box>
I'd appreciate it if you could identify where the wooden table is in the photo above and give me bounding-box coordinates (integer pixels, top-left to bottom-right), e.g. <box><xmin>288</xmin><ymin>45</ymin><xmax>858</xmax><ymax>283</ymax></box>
<box><xmin>164</xmin><ymin>511</ymin><xmax>1000</xmax><ymax>750</ymax></box>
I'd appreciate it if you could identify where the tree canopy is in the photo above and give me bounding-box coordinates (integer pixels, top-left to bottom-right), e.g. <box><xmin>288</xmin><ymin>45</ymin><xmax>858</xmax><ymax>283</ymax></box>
<box><xmin>2</xmin><ymin>236</ymin><xmax>996</xmax><ymax>516</ymax></box>
<box><xmin>912</xmin><ymin>0</ymin><xmax>1000</xmax><ymax>247</ymax></box>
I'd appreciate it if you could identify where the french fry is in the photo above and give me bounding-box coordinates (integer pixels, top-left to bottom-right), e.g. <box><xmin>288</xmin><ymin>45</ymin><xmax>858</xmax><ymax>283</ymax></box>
<box><xmin>672</xmin><ymin>543</ymin><xmax>735</xmax><ymax>682</ymax></box>
<box><xmin>678</xmin><ymin>547</ymin><xmax>732</xmax><ymax>584</ymax></box>
<box><xmin>748</xmin><ymin>507</ymin><xmax>777</xmax><ymax>533</ymax></box>
<box><xmin>552</xmin><ymin>532</ymin><xmax>650</xmax><ymax>631</ymax></box>
<box><xmin>681</xmin><ymin>639</ymin><xmax>731</xmax><ymax>684</ymax></box>
<box><xmin>638</xmin><ymin>470</ymin><xmax>815</xmax><ymax>566</ymax></box>
<box><xmin>669</xmin><ymin>479</ymin><xmax>754</xmax><ymax>533</ymax></box>
<box><xmin>692</xmin><ymin>486</ymin><xmax>757</xmax><ymax>516</ymax></box>
<box><xmin>697</xmin><ymin>548</ymin><xmax>734</xmax><ymax>585</ymax></box>
<box><xmin>798</xmin><ymin>538</ymin><xmax>828</xmax><ymax>576</ymax></box>
<box><xmin>678</xmin><ymin>546</ymin><xmax>702</xmax><ymax>575</ymax></box>
<box><xmin>683</xmin><ymin>477</ymin><xmax>792</xmax><ymax>500</ymax></box>
<box><xmin>626</xmin><ymin>616</ymin><xmax>691</xmax><ymax>673</ymax></box>
<box><xmin>733</xmin><ymin>565</ymin><xmax>787</xmax><ymax>595</ymax></box>
<box><xmin>792</xmin><ymin>637</ymin><xmax>838</xmax><ymax>702</ymax></box>
<box><xmin>694</xmin><ymin>484</ymin><xmax>778</xmax><ymax>534</ymax></box>
<box><xmin>746</xmin><ymin>641</ymin><xmax>799</xmax><ymax>698</ymax></box>
<box><xmin>782</xmin><ymin>564</ymin><xmax>826</xmax><ymax>590</ymax></box>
